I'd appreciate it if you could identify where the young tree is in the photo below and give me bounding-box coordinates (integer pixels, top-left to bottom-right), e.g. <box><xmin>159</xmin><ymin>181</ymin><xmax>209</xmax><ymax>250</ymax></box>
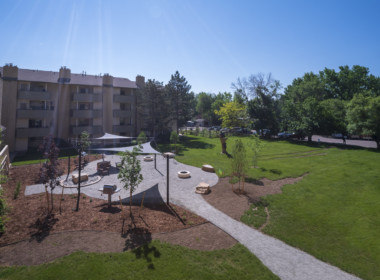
<box><xmin>137</xmin><ymin>131</ymin><xmax>148</xmax><ymax>144</ymax></box>
<box><xmin>79</xmin><ymin>130</ymin><xmax>91</xmax><ymax>152</ymax></box>
<box><xmin>71</xmin><ymin>131</ymin><xmax>92</xmax><ymax>212</ymax></box>
<box><xmin>118</xmin><ymin>146</ymin><xmax>143</xmax><ymax>215</ymax></box>
<box><xmin>39</xmin><ymin>135</ymin><xmax>61</xmax><ymax>213</ymax></box>
<box><xmin>250</xmin><ymin>135</ymin><xmax>264</xmax><ymax>168</ymax></box>
<box><xmin>166</xmin><ymin>71</ymin><xmax>193</xmax><ymax>133</ymax></box>
<box><xmin>170</xmin><ymin>131</ymin><xmax>179</xmax><ymax>154</ymax></box>
<box><xmin>231</xmin><ymin>139</ymin><xmax>248</xmax><ymax>193</ymax></box>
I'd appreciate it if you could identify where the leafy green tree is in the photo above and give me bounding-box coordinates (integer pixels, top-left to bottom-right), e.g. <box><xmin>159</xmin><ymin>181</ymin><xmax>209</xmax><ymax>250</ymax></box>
<box><xmin>118</xmin><ymin>146</ymin><xmax>143</xmax><ymax>215</ymax></box>
<box><xmin>347</xmin><ymin>94</ymin><xmax>380</xmax><ymax>148</ymax></box>
<box><xmin>170</xmin><ymin>131</ymin><xmax>179</xmax><ymax>153</ymax></box>
<box><xmin>80</xmin><ymin>130</ymin><xmax>91</xmax><ymax>152</ymax></box>
<box><xmin>137</xmin><ymin>131</ymin><xmax>148</xmax><ymax>144</ymax></box>
<box><xmin>196</xmin><ymin>92</ymin><xmax>215</xmax><ymax>125</ymax></box>
<box><xmin>39</xmin><ymin>135</ymin><xmax>62</xmax><ymax>213</ymax></box>
<box><xmin>233</xmin><ymin>73</ymin><xmax>281</xmax><ymax>134</ymax></box>
<box><xmin>211</xmin><ymin>92</ymin><xmax>232</xmax><ymax>125</ymax></box>
<box><xmin>318</xmin><ymin>99</ymin><xmax>347</xmax><ymax>135</ymax></box>
<box><xmin>320</xmin><ymin>65</ymin><xmax>380</xmax><ymax>100</ymax></box>
<box><xmin>166</xmin><ymin>71</ymin><xmax>193</xmax><ymax>133</ymax></box>
<box><xmin>214</xmin><ymin>102</ymin><xmax>247</xmax><ymax>128</ymax></box>
<box><xmin>233</xmin><ymin>90</ymin><xmax>247</xmax><ymax>105</ymax></box>
<box><xmin>231</xmin><ymin>139</ymin><xmax>248</xmax><ymax>193</ymax></box>
<box><xmin>282</xmin><ymin>72</ymin><xmax>327</xmax><ymax>141</ymax></box>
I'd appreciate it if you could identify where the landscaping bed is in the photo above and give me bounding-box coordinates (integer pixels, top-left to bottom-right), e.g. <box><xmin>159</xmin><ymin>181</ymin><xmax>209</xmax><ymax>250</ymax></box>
<box><xmin>0</xmin><ymin>156</ymin><xmax>237</xmax><ymax>265</ymax></box>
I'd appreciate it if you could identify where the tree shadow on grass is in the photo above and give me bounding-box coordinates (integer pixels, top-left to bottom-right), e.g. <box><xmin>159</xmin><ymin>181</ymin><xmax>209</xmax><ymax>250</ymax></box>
<box><xmin>29</xmin><ymin>214</ymin><xmax>58</xmax><ymax>243</ymax></box>
<box><xmin>122</xmin><ymin>215</ymin><xmax>161</xmax><ymax>270</ymax></box>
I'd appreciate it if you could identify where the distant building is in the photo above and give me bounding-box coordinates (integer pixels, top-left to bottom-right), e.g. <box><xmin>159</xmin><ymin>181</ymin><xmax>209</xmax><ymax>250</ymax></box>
<box><xmin>0</xmin><ymin>64</ymin><xmax>145</xmax><ymax>153</ymax></box>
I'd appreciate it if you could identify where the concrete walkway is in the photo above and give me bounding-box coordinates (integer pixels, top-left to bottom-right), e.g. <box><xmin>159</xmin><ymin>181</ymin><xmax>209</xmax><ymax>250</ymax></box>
<box><xmin>25</xmin><ymin>155</ymin><xmax>361</xmax><ymax>280</ymax></box>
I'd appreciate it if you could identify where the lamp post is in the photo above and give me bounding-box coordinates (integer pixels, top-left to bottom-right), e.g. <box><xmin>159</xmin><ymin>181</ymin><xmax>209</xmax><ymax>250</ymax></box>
<box><xmin>75</xmin><ymin>141</ymin><xmax>82</xmax><ymax>211</ymax></box>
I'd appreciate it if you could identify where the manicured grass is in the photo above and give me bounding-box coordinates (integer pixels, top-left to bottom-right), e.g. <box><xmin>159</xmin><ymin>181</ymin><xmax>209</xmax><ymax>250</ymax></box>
<box><xmin>240</xmin><ymin>202</ymin><xmax>268</xmax><ymax>229</ymax></box>
<box><xmin>0</xmin><ymin>242</ymin><xmax>279</xmax><ymax>280</ymax></box>
<box><xmin>171</xmin><ymin>135</ymin><xmax>380</xmax><ymax>280</ymax></box>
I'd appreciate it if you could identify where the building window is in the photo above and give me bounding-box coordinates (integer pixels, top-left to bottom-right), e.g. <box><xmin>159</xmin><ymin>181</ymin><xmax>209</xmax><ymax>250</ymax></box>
<box><xmin>120</xmin><ymin>103</ymin><xmax>131</xmax><ymax>111</ymax></box>
<box><xmin>29</xmin><ymin>101</ymin><xmax>45</xmax><ymax>110</ymax></box>
<box><xmin>20</xmin><ymin>84</ymin><xmax>28</xmax><ymax>91</ymax></box>
<box><xmin>78</xmin><ymin>119</ymin><xmax>91</xmax><ymax>127</ymax></box>
<box><xmin>79</xmin><ymin>87</ymin><xmax>93</xmax><ymax>94</ymax></box>
<box><xmin>120</xmin><ymin>89</ymin><xmax>130</xmax><ymax>96</ymax></box>
<box><xmin>29</xmin><ymin>119</ymin><xmax>43</xmax><ymax>128</ymax></box>
<box><xmin>20</xmin><ymin>103</ymin><xmax>27</xmax><ymax>109</ymax></box>
<box><xmin>78</xmin><ymin>103</ymin><xmax>92</xmax><ymax>110</ymax></box>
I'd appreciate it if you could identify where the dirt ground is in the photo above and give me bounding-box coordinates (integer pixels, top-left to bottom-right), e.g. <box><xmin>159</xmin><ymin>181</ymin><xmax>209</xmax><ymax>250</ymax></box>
<box><xmin>0</xmin><ymin>156</ymin><xmax>304</xmax><ymax>266</ymax></box>
<box><xmin>204</xmin><ymin>176</ymin><xmax>305</xmax><ymax>221</ymax></box>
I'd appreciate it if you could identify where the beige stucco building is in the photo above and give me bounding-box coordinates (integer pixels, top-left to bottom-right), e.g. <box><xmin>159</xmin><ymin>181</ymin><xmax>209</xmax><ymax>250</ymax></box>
<box><xmin>0</xmin><ymin>64</ymin><xmax>145</xmax><ymax>153</ymax></box>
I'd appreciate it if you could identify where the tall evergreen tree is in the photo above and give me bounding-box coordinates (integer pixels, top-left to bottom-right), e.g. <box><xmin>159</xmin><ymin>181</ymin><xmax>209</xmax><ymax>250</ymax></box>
<box><xmin>166</xmin><ymin>71</ymin><xmax>193</xmax><ymax>133</ymax></box>
<box><xmin>138</xmin><ymin>79</ymin><xmax>169</xmax><ymax>137</ymax></box>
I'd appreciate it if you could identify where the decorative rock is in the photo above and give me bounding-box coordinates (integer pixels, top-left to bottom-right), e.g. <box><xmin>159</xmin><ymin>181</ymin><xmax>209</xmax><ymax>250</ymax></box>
<box><xmin>178</xmin><ymin>170</ymin><xmax>191</xmax><ymax>178</ymax></box>
<box><xmin>144</xmin><ymin>156</ymin><xmax>154</xmax><ymax>162</ymax></box>
<box><xmin>164</xmin><ymin>152</ymin><xmax>175</xmax><ymax>158</ymax></box>
<box><xmin>195</xmin><ymin>182</ymin><xmax>210</xmax><ymax>194</ymax></box>
<box><xmin>202</xmin><ymin>164</ymin><xmax>215</xmax><ymax>172</ymax></box>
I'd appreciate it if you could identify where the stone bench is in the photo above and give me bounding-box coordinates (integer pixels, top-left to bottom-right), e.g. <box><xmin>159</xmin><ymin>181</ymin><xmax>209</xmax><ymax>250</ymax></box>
<box><xmin>202</xmin><ymin>164</ymin><xmax>215</xmax><ymax>173</ymax></box>
<box><xmin>72</xmin><ymin>172</ymin><xmax>88</xmax><ymax>184</ymax></box>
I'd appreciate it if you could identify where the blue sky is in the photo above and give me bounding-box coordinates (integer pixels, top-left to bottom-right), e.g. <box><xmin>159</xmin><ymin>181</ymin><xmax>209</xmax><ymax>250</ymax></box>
<box><xmin>1</xmin><ymin>0</ymin><xmax>379</xmax><ymax>94</ymax></box>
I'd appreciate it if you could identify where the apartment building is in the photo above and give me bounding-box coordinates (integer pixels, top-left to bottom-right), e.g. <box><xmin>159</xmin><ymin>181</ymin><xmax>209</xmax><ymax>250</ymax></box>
<box><xmin>0</xmin><ymin>64</ymin><xmax>145</xmax><ymax>153</ymax></box>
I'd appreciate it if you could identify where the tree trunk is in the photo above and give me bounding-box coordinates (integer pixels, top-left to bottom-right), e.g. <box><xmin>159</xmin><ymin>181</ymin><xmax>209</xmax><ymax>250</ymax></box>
<box><xmin>76</xmin><ymin>151</ymin><xmax>82</xmax><ymax>211</ymax></box>
<box><xmin>50</xmin><ymin>182</ymin><xmax>54</xmax><ymax>212</ymax></box>
<box><xmin>130</xmin><ymin>189</ymin><xmax>132</xmax><ymax>216</ymax></box>
<box><xmin>376</xmin><ymin>140</ymin><xmax>379</xmax><ymax>149</ymax></box>
<box><xmin>308</xmin><ymin>135</ymin><xmax>312</xmax><ymax>142</ymax></box>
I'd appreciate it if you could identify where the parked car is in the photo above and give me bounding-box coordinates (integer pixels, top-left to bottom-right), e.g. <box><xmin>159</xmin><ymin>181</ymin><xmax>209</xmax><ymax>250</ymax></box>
<box><xmin>332</xmin><ymin>133</ymin><xmax>343</xmax><ymax>139</ymax></box>
<box><xmin>278</xmin><ymin>131</ymin><xmax>292</xmax><ymax>138</ymax></box>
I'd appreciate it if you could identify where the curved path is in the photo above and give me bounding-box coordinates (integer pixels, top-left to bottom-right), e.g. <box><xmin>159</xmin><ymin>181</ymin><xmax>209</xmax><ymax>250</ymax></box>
<box><xmin>25</xmin><ymin>155</ymin><xmax>361</xmax><ymax>280</ymax></box>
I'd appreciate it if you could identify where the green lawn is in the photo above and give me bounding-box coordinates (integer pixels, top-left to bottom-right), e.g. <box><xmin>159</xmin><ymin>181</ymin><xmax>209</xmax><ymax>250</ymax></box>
<box><xmin>0</xmin><ymin>242</ymin><xmax>278</xmax><ymax>280</ymax></box>
<box><xmin>166</xmin><ymin>135</ymin><xmax>380</xmax><ymax>280</ymax></box>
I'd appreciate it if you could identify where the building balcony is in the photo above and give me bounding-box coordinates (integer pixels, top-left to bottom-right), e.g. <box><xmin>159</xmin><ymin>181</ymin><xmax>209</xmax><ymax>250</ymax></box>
<box><xmin>113</xmin><ymin>110</ymin><xmax>132</xmax><ymax>118</ymax></box>
<box><xmin>113</xmin><ymin>124</ymin><xmax>132</xmax><ymax>133</ymax></box>
<box><xmin>72</xmin><ymin>93</ymin><xmax>102</xmax><ymax>102</ymax></box>
<box><xmin>16</xmin><ymin>127</ymin><xmax>51</xmax><ymax>138</ymax></box>
<box><xmin>71</xmin><ymin>109</ymin><xmax>102</xmax><ymax>118</ymax></box>
<box><xmin>18</xmin><ymin>90</ymin><xmax>53</xmax><ymax>101</ymax></box>
<box><xmin>114</xmin><ymin>95</ymin><xmax>133</xmax><ymax>103</ymax></box>
<box><xmin>71</xmin><ymin>125</ymin><xmax>102</xmax><ymax>135</ymax></box>
<box><xmin>17</xmin><ymin>109</ymin><xmax>54</xmax><ymax>119</ymax></box>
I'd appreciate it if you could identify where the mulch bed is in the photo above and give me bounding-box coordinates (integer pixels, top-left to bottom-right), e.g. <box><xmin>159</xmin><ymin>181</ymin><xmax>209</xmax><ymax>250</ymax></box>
<box><xmin>204</xmin><ymin>176</ymin><xmax>305</xmax><ymax>221</ymax></box>
<box><xmin>0</xmin><ymin>155</ymin><xmax>206</xmax><ymax>246</ymax></box>
<box><xmin>0</xmin><ymin>155</ymin><xmax>305</xmax><ymax>266</ymax></box>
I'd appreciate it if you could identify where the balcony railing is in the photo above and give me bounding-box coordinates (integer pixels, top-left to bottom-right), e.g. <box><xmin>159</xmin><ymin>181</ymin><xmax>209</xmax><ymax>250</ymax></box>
<box><xmin>71</xmin><ymin>126</ymin><xmax>102</xmax><ymax>135</ymax></box>
<box><xmin>113</xmin><ymin>124</ymin><xmax>132</xmax><ymax>133</ymax></box>
<box><xmin>17</xmin><ymin>109</ymin><xmax>54</xmax><ymax>119</ymax></box>
<box><xmin>18</xmin><ymin>90</ymin><xmax>53</xmax><ymax>101</ymax></box>
<box><xmin>71</xmin><ymin>109</ymin><xmax>102</xmax><ymax>118</ymax></box>
<box><xmin>113</xmin><ymin>110</ymin><xmax>132</xmax><ymax>118</ymax></box>
<box><xmin>16</xmin><ymin>127</ymin><xmax>51</xmax><ymax>138</ymax></box>
<box><xmin>72</xmin><ymin>93</ymin><xmax>102</xmax><ymax>102</ymax></box>
<box><xmin>114</xmin><ymin>95</ymin><xmax>133</xmax><ymax>103</ymax></box>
